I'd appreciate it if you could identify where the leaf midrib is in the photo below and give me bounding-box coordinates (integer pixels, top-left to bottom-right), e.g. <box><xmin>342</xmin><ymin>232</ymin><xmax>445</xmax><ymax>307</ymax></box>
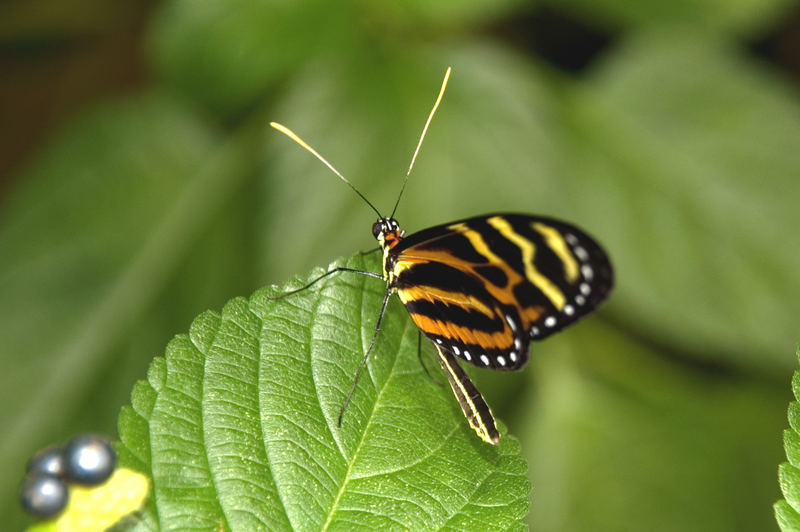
<box><xmin>320</xmin><ymin>301</ymin><xmax>413</xmax><ymax>531</ymax></box>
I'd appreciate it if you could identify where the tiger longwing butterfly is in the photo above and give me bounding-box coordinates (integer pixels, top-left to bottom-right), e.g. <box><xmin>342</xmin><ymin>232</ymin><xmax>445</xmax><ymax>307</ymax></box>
<box><xmin>270</xmin><ymin>67</ymin><xmax>613</xmax><ymax>445</ymax></box>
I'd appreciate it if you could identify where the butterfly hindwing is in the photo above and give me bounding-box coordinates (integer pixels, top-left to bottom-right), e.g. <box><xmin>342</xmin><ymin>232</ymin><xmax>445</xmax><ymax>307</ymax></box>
<box><xmin>388</xmin><ymin>213</ymin><xmax>613</xmax><ymax>370</ymax></box>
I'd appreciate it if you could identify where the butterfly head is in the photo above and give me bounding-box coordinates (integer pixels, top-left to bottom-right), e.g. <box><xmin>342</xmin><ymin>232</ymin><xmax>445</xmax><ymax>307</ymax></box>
<box><xmin>373</xmin><ymin>217</ymin><xmax>404</xmax><ymax>250</ymax></box>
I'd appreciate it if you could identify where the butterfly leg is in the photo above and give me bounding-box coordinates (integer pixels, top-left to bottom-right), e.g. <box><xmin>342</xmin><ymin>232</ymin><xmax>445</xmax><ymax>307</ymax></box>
<box><xmin>416</xmin><ymin>332</ymin><xmax>445</xmax><ymax>387</ymax></box>
<box><xmin>269</xmin><ymin>267</ymin><xmax>383</xmax><ymax>300</ymax></box>
<box><xmin>337</xmin><ymin>288</ymin><xmax>393</xmax><ymax>427</ymax></box>
<box><xmin>435</xmin><ymin>346</ymin><xmax>499</xmax><ymax>445</ymax></box>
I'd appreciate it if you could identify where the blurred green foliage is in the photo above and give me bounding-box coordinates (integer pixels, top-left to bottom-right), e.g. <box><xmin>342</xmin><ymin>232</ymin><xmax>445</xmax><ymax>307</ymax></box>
<box><xmin>1</xmin><ymin>0</ymin><xmax>799</xmax><ymax>529</ymax></box>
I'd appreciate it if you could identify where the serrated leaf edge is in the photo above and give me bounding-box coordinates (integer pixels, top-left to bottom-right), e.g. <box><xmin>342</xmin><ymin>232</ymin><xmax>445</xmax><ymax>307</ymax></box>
<box><xmin>775</xmin><ymin>345</ymin><xmax>800</xmax><ymax>531</ymax></box>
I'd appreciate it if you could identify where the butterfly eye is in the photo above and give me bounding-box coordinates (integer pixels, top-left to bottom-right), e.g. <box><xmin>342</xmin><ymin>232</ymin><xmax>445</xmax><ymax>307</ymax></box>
<box><xmin>372</xmin><ymin>220</ymin><xmax>384</xmax><ymax>239</ymax></box>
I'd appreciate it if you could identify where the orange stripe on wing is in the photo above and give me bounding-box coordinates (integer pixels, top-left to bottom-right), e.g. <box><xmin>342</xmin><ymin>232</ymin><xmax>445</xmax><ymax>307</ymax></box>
<box><xmin>407</xmin><ymin>312</ymin><xmax>515</xmax><ymax>351</ymax></box>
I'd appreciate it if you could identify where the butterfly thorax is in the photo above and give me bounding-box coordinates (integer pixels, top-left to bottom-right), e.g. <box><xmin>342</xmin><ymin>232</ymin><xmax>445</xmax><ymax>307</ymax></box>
<box><xmin>372</xmin><ymin>217</ymin><xmax>405</xmax><ymax>284</ymax></box>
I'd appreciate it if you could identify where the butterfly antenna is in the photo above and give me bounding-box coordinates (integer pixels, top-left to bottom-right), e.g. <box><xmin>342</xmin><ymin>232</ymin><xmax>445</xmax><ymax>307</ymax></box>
<box><xmin>270</xmin><ymin>122</ymin><xmax>382</xmax><ymax>218</ymax></box>
<box><xmin>389</xmin><ymin>66</ymin><xmax>451</xmax><ymax>219</ymax></box>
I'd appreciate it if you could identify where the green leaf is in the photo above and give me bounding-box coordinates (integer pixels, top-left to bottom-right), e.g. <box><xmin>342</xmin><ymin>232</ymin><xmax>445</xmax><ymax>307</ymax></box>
<box><xmin>118</xmin><ymin>252</ymin><xmax>529</xmax><ymax>530</ymax></box>
<box><xmin>777</xmin><ymin>499</ymin><xmax>800</xmax><ymax>532</ymax></box>
<box><xmin>776</xmin><ymin>346</ymin><xmax>800</xmax><ymax>531</ymax></box>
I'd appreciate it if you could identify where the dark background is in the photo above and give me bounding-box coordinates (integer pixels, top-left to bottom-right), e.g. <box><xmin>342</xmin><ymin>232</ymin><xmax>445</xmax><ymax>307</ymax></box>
<box><xmin>2</xmin><ymin>0</ymin><xmax>800</xmax><ymax>529</ymax></box>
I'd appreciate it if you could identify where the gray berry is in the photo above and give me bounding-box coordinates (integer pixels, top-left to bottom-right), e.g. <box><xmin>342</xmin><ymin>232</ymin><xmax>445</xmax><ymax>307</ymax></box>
<box><xmin>19</xmin><ymin>473</ymin><xmax>68</xmax><ymax>518</ymax></box>
<box><xmin>26</xmin><ymin>446</ymin><xmax>67</xmax><ymax>478</ymax></box>
<box><xmin>64</xmin><ymin>434</ymin><xmax>116</xmax><ymax>485</ymax></box>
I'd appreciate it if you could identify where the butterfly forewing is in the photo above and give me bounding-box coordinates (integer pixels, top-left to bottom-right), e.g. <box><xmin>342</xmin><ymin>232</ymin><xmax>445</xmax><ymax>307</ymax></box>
<box><xmin>388</xmin><ymin>213</ymin><xmax>613</xmax><ymax>370</ymax></box>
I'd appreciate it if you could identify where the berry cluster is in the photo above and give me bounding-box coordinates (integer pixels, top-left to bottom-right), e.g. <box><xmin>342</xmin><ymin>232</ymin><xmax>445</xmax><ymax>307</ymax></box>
<box><xmin>19</xmin><ymin>434</ymin><xmax>116</xmax><ymax>518</ymax></box>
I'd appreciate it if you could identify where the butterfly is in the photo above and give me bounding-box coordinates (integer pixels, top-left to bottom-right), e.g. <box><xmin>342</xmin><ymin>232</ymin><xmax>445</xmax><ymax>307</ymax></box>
<box><xmin>270</xmin><ymin>68</ymin><xmax>613</xmax><ymax>444</ymax></box>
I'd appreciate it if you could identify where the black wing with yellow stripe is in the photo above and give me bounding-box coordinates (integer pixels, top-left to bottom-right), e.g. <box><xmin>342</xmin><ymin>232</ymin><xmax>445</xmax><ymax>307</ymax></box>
<box><xmin>387</xmin><ymin>213</ymin><xmax>613</xmax><ymax>372</ymax></box>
